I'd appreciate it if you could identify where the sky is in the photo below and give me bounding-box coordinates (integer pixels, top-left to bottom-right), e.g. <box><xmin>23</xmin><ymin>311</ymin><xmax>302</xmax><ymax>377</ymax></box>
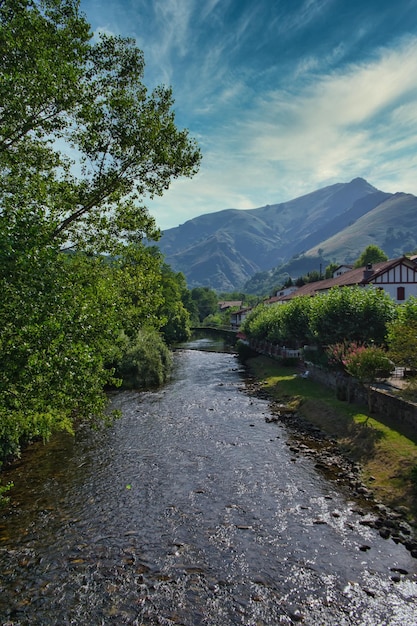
<box><xmin>80</xmin><ymin>0</ymin><xmax>417</xmax><ymax>231</ymax></box>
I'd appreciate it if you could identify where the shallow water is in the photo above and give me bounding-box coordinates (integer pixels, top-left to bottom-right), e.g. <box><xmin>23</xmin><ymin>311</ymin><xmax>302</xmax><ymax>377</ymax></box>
<box><xmin>1</xmin><ymin>339</ymin><xmax>417</xmax><ymax>624</ymax></box>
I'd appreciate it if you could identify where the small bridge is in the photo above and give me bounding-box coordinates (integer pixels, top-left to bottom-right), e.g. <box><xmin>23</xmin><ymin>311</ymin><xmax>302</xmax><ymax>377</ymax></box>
<box><xmin>191</xmin><ymin>326</ymin><xmax>238</xmax><ymax>342</ymax></box>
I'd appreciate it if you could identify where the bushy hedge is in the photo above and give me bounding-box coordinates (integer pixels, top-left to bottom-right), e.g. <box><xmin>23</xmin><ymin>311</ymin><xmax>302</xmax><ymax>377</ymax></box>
<box><xmin>241</xmin><ymin>287</ymin><xmax>397</xmax><ymax>348</ymax></box>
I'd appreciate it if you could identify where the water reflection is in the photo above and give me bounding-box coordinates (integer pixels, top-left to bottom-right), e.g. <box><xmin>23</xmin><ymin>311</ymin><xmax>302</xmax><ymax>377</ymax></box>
<box><xmin>177</xmin><ymin>332</ymin><xmax>236</xmax><ymax>353</ymax></box>
<box><xmin>0</xmin><ymin>343</ymin><xmax>417</xmax><ymax>625</ymax></box>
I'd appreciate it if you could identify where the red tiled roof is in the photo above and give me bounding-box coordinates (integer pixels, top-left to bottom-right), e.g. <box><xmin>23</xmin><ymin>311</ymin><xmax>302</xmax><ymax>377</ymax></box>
<box><xmin>278</xmin><ymin>256</ymin><xmax>417</xmax><ymax>301</ymax></box>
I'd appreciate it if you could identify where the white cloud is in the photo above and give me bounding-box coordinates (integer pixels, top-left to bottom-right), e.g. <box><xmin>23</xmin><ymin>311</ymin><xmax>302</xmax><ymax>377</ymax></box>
<box><xmin>241</xmin><ymin>36</ymin><xmax>417</xmax><ymax>183</ymax></box>
<box><xmin>149</xmin><ymin>35</ymin><xmax>417</xmax><ymax>229</ymax></box>
<box><xmin>81</xmin><ymin>1</ymin><xmax>417</xmax><ymax>230</ymax></box>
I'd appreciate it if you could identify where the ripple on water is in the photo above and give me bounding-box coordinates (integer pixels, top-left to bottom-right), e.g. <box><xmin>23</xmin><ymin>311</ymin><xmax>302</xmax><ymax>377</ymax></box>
<box><xmin>1</xmin><ymin>344</ymin><xmax>417</xmax><ymax>625</ymax></box>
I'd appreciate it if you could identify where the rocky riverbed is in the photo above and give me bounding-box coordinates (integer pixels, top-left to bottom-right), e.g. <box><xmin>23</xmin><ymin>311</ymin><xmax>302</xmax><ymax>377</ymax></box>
<box><xmin>245</xmin><ymin>377</ymin><xmax>417</xmax><ymax>563</ymax></box>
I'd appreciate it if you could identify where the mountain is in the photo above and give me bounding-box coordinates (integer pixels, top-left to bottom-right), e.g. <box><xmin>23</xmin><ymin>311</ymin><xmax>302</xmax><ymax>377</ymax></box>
<box><xmin>156</xmin><ymin>178</ymin><xmax>417</xmax><ymax>293</ymax></box>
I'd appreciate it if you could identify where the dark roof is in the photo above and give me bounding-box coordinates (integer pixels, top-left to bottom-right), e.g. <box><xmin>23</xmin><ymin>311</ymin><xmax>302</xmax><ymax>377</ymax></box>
<box><xmin>218</xmin><ymin>300</ymin><xmax>243</xmax><ymax>310</ymax></box>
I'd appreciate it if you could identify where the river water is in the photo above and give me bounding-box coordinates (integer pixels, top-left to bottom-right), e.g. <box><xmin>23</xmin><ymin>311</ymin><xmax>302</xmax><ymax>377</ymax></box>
<box><xmin>1</xmin><ymin>338</ymin><xmax>417</xmax><ymax>625</ymax></box>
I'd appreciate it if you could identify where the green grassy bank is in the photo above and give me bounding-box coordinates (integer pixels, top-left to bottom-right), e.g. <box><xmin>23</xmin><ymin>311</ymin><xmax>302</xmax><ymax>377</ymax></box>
<box><xmin>245</xmin><ymin>355</ymin><xmax>417</xmax><ymax>524</ymax></box>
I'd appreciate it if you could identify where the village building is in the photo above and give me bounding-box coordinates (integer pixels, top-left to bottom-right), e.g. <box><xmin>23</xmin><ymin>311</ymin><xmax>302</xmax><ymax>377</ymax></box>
<box><xmin>230</xmin><ymin>256</ymin><xmax>417</xmax><ymax>329</ymax></box>
<box><xmin>230</xmin><ymin>306</ymin><xmax>252</xmax><ymax>330</ymax></box>
<box><xmin>218</xmin><ymin>300</ymin><xmax>243</xmax><ymax>312</ymax></box>
<box><xmin>274</xmin><ymin>256</ymin><xmax>417</xmax><ymax>305</ymax></box>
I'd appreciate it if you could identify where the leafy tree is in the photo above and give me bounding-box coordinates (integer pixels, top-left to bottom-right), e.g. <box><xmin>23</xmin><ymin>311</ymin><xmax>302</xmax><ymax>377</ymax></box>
<box><xmin>1</xmin><ymin>0</ymin><xmax>201</xmax><ymax>254</ymax></box>
<box><xmin>387</xmin><ymin>322</ymin><xmax>417</xmax><ymax>370</ymax></box>
<box><xmin>325</xmin><ymin>262</ymin><xmax>339</xmax><ymax>279</ymax></box>
<box><xmin>353</xmin><ymin>245</ymin><xmax>388</xmax><ymax>268</ymax></box>
<box><xmin>0</xmin><ymin>252</ymin><xmax>122</xmax><ymax>459</ymax></box>
<box><xmin>218</xmin><ymin>291</ymin><xmax>245</xmax><ymax>301</ymax></box>
<box><xmin>242</xmin><ymin>286</ymin><xmax>396</xmax><ymax>351</ymax></box>
<box><xmin>387</xmin><ymin>297</ymin><xmax>417</xmax><ymax>370</ymax></box>
<box><xmin>190</xmin><ymin>287</ymin><xmax>218</xmax><ymax>323</ymax></box>
<box><xmin>344</xmin><ymin>345</ymin><xmax>393</xmax><ymax>411</ymax></box>
<box><xmin>114</xmin><ymin>327</ymin><xmax>172</xmax><ymax>390</ymax></box>
<box><xmin>305</xmin><ymin>270</ymin><xmax>322</xmax><ymax>283</ymax></box>
<box><xmin>0</xmin><ymin>0</ymin><xmax>201</xmax><ymax>466</ymax></box>
<box><xmin>159</xmin><ymin>265</ymin><xmax>191</xmax><ymax>344</ymax></box>
<box><xmin>309</xmin><ymin>287</ymin><xmax>396</xmax><ymax>346</ymax></box>
<box><xmin>279</xmin><ymin>296</ymin><xmax>313</xmax><ymax>347</ymax></box>
<box><xmin>240</xmin><ymin>305</ymin><xmax>276</xmax><ymax>341</ymax></box>
<box><xmin>110</xmin><ymin>246</ymin><xmax>165</xmax><ymax>338</ymax></box>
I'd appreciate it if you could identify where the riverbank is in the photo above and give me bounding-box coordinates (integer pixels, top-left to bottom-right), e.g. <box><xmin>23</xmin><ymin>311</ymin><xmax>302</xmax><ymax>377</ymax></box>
<box><xmin>244</xmin><ymin>354</ymin><xmax>417</xmax><ymax>553</ymax></box>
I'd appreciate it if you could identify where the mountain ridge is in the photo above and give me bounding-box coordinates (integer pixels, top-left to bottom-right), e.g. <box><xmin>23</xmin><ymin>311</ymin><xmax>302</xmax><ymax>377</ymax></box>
<box><xmin>156</xmin><ymin>178</ymin><xmax>417</xmax><ymax>294</ymax></box>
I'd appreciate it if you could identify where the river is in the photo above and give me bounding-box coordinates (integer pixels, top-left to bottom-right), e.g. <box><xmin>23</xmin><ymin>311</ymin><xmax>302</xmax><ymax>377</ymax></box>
<box><xmin>1</xmin><ymin>337</ymin><xmax>417</xmax><ymax>625</ymax></box>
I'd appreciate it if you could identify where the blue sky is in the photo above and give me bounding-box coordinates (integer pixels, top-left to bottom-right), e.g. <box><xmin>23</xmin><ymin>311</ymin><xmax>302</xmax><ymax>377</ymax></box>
<box><xmin>81</xmin><ymin>0</ymin><xmax>417</xmax><ymax>230</ymax></box>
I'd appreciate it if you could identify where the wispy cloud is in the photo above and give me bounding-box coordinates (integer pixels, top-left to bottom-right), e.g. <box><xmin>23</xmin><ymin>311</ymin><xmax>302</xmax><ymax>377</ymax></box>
<box><xmin>272</xmin><ymin>0</ymin><xmax>336</xmax><ymax>38</ymax></box>
<box><xmin>237</xmin><ymin>36</ymin><xmax>417</xmax><ymax>182</ymax></box>
<box><xmin>148</xmin><ymin>34</ymin><xmax>417</xmax><ymax>228</ymax></box>
<box><xmin>81</xmin><ymin>0</ymin><xmax>417</xmax><ymax>229</ymax></box>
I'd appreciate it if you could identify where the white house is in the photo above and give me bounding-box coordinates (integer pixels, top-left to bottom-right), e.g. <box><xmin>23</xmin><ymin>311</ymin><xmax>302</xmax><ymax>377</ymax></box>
<box><xmin>275</xmin><ymin>256</ymin><xmax>417</xmax><ymax>304</ymax></box>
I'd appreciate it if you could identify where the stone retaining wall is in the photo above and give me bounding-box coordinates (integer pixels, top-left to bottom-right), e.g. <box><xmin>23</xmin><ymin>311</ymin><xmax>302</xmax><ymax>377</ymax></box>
<box><xmin>247</xmin><ymin>339</ymin><xmax>417</xmax><ymax>434</ymax></box>
<box><xmin>306</xmin><ymin>362</ymin><xmax>417</xmax><ymax>434</ymax></box>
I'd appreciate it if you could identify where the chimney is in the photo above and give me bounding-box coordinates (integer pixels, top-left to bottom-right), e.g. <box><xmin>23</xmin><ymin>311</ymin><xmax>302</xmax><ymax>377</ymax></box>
<box><xmin>363</xmin><ymin>263</ymin><xmax>373</xmax><ymax>281</ymax></box>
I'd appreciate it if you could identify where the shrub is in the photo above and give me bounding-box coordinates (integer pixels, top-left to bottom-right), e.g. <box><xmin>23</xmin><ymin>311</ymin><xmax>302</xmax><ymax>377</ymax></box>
<box><xmin>115</xmin><ymin>328</ymin><xmax>173</xmax><ymax>389</ymax></box>
<box><xmin>236</xmin><ymin>340</ymin><xmax>257</xmax><ymax>362</ymax></box>
<box><xmin>344</xmin><ymin>346</ymin><xmax>393</xmax><ymax>383</ymax></box>
<box><xmin>326</xmin><ymin>341</ymin><xmax>366</xmax><ymax>371</ymax></box>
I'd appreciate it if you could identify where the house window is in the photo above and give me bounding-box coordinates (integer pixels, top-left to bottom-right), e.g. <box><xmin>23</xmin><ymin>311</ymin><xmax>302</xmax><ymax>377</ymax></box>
<box><xmin>397</xmin><ymin>286</ymin><xmax>405</xmax><ymax>301</ymax></box>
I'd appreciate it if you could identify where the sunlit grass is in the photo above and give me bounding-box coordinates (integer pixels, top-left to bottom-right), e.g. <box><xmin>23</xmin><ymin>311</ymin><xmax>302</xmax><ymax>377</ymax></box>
<box><xmin>246</xmin><ymin>355</ymin><xmax>417</xmax><ymax>520</ymax></box>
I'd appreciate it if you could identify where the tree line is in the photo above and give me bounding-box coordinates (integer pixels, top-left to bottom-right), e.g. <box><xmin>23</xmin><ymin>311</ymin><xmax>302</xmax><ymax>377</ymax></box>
<box><xmin>240</xmin><ymin>285</ymin><xmax>417</xmax><ymax>392</ymax></box>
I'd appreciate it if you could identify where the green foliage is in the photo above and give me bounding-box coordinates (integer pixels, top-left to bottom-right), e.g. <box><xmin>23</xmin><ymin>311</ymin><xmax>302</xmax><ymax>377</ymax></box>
<box><xmin>0</xmin><ymin>251</ymin><xmax>122</xmax><ymax>454</ymax></box>
<box><xmin>387</xmin><ymin>322</ymin><xmax>417</xmax><ymax>370</ymax></box>
<box><xmin>394</xmin><ymin>295</ymin><xmax>417</xmax><ymax>324</ymax></box>
<box><xmin>279</xmin><ymin>296</ymin><xmax>313</xmax><ymax>346</ymax></box>
<box><xmin>344</xmin><ymin>346</ymin><xmax>393</xmax><ymax>383</ymax></box>
<box><xmin>190</xmin><ymin>287</ymin><xmax>219</xmax><ymax>323</ymax></box>
<box><xmin>159</xmin><ymin>265</ymin><xmax>191</xmax><ymax>344</ymax></box>
<box><xmin>236</xmin><ymin>340</ymin><xmax>257</xmax><ymax>362</ymax></box>
<box><xmin>203</xmin><ymin>312</ymin><xmax>225</xmax><ymax>327</ymax></box>
<box><xmin>353</xmin><ymin>245</ymin><xmax>388</xmax><ymax>268</ymax></box>
<box><xmin>386</xmin><ymin>298</ymin><xmax>417</xmax><ymax>369</ymax></box>
<box><xmin>0</xmin><ymin>0</ymin><xmax>201</xmax><ymax>463</ymax></box>
<box><xmin>1</xmin><ymin>0</ymin><xmax>201</xmax><ymax>254</ymax></box>
<box><xmin>115</xmin><ymin>328</ymin><xmax>173</xmax><ymax>389</ymax></box>
<box><xmin>241</xmin><ymin>304</ymin><xmax>280</xmax><ymax>342</ymax></box>
<box><xmin>242</xmin><ymin>287</ymin><xmax>397</xmax><ymax>353</ymax></box>
<box><xmin>325</xmin><ymin>262</ymin><xmax>339</xmax><ymax>278</ymax></box>
<box><xmin>204</xmin><ymin>303</ymin><xmax>245</xmax><ymax>328</ymax></box>
<box><xmin>0</xmin><ymin>479</ymin><xmax>13</xmax><ymax>506</ymax></box>
<box><xmin>241</xmin><ymin>298</ymin><xmax>312</xmax><ymax>347</ymax></box>
<box><xmin>218</xmin><ymin>291</ymin><xmax>259</xmax><ymax>307</ymax></box>
<box><xmin>309</xmin><ymin>287</ymin><xmax>396</xmax><ymax>345</ymax></box>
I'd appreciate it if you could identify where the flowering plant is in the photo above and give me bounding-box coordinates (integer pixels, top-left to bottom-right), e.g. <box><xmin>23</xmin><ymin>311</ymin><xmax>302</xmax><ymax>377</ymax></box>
<box><xmin>326</xmin><ymin>341</ymin><xmax>366</xmax><ymax>371</ymax></box>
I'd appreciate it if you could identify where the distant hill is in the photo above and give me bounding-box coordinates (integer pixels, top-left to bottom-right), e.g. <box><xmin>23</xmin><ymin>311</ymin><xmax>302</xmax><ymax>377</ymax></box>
<box><xmin>155</xmin><ymin>178</ymin><xmax>417</xmax><ymax>294</ymax></box>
